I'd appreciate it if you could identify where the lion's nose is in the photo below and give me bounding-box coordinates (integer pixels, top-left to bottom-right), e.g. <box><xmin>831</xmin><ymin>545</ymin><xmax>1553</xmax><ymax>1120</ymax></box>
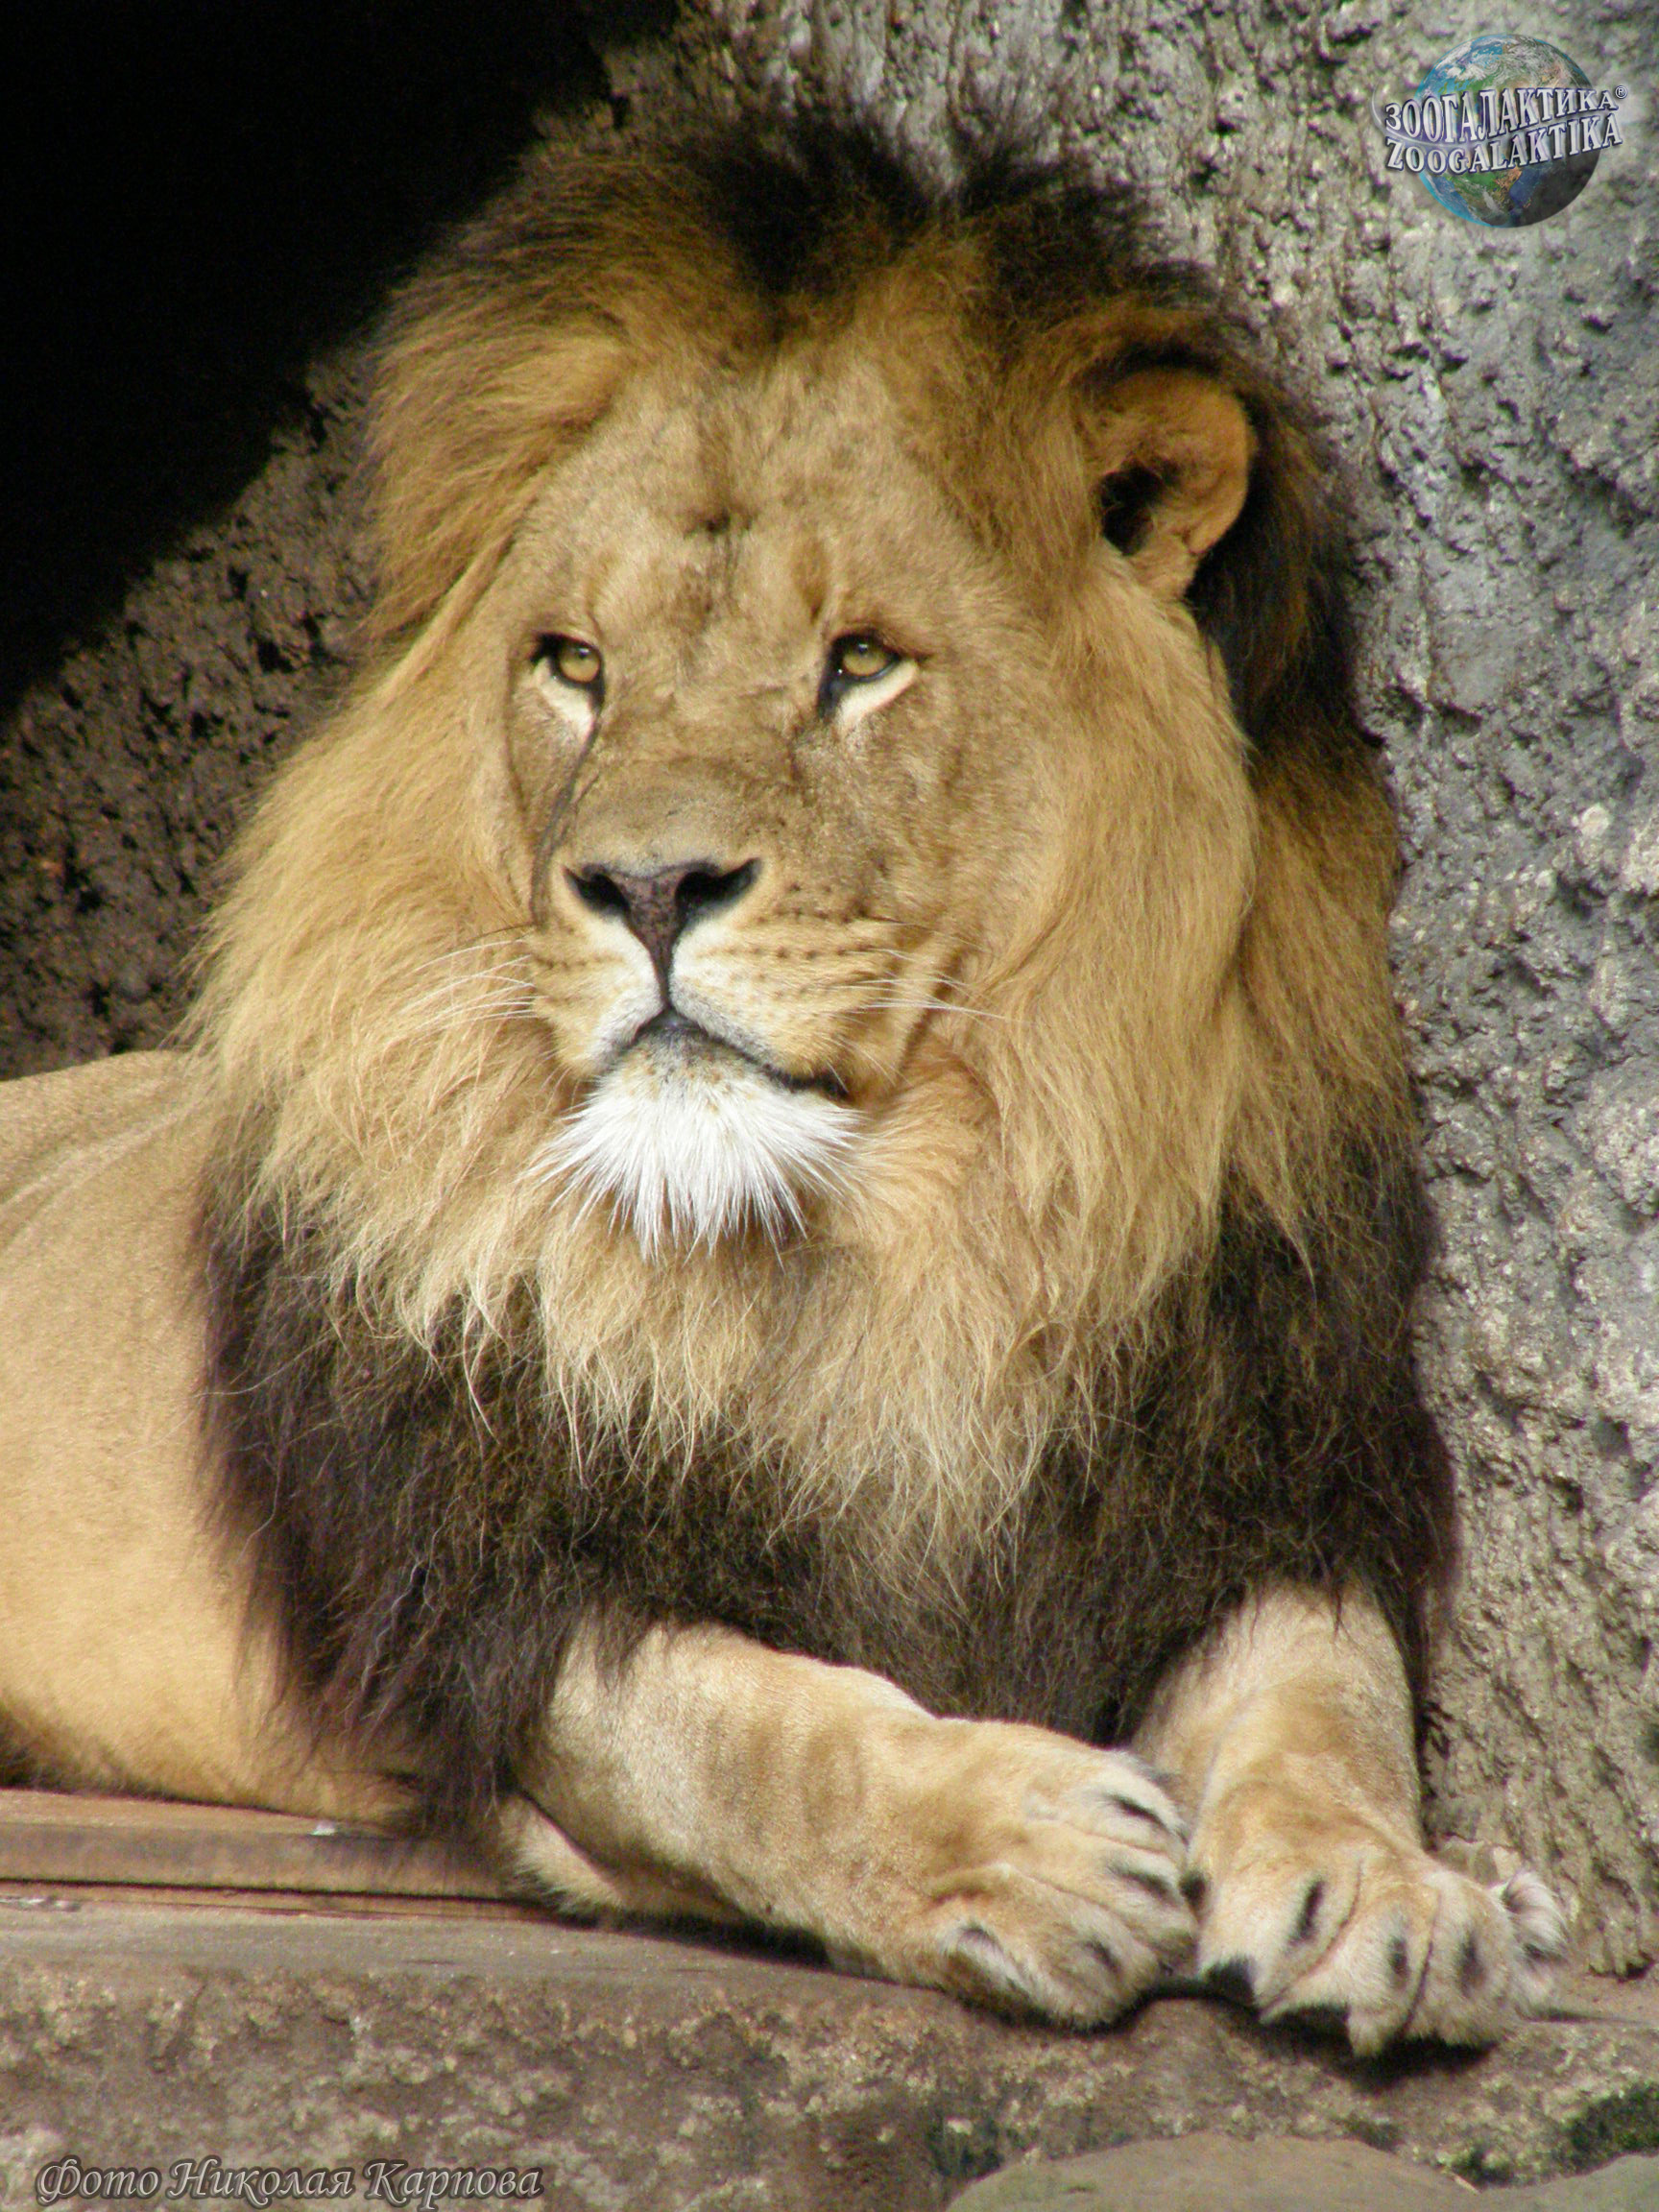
<box><xmin>566</xmin><ymin>858</ymin><xmax>760</xmax><ymax>987</ymax></box>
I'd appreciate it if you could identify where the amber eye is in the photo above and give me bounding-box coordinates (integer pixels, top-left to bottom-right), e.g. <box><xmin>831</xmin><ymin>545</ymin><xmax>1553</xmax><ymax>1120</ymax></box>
<box><xmin>820</xmin><ymin>633</ymin><xmax>902</xmax><ymax>717</ymax></box>
<box><xmin>832</xmin><ymin>635</ymin><xmax>897</xmax><ymax>682</ymax></box>
<box><xmin>538</xmin><ymin>636</ymin><xmax>604</xmax><ymax>689</ymax></box>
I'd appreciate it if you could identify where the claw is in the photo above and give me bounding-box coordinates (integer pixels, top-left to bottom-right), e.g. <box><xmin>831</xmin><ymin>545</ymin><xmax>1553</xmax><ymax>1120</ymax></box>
<box><xmin>1203</xmin><ymin>1957</ymin><xmax>1256</xmax><ymax>2008</ymax></box>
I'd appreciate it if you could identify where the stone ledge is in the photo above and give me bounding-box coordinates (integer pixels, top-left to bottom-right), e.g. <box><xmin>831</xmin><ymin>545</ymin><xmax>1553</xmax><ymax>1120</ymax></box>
<box><xmin>0</xmin><ymin>1890</ymin><xmax>1653</xmax><ymax>2211</ymax></box>
<box><xmin>953</xmin><ymin>2135</ymin><xmax>1659</xmax><ymax>2210</ymax></box>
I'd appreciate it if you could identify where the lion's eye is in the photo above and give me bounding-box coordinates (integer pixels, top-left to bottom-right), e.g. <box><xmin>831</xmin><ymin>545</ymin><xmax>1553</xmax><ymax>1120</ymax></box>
<box><xmin>819</xmin><ymin>633</ymin><xmax>904</xmax><ymax>718</ymax></box>
<box><xmin>832</xmin><ymin>635</ymin><xmax>897</xmax><ymax>683</ymax></box>
<box><xmin>537</xmin><ymin>636</ymin><xmax>604</xmax><ymax>690</ymax></box>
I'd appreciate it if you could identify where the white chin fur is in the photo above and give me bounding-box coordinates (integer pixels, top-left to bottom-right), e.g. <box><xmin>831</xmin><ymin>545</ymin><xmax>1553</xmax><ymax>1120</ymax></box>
<box><xmin>538</xmin><ymin>1036</ymin><xmax>857</xmax><ymax>1258</ymax></box>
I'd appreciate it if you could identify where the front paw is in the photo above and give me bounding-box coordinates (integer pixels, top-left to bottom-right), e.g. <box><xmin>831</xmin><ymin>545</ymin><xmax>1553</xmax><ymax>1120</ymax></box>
<box><xmin>1192</xmin><ymin>1802</ymin><xmax>1567</xmax><ymax>2054</ymax></box>
<box><xmin>845</xmin><ymin>1719</ymin><xmax>1196</xmax><ymax>2027</ymax></box>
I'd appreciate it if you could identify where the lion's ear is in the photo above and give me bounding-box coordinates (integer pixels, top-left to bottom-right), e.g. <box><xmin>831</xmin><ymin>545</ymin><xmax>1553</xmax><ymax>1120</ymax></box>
<box><xmin>1085</xmin><ymin>368</ymin><xmax>1255</xmax><ymax>600</ymax></box>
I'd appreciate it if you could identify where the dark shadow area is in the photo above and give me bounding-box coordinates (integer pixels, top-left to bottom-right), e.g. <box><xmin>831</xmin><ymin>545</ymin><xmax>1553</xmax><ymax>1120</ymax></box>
<box><xmin>0</xmin><ymin>0</ymin><xmax>663</xmax><ymax>716</ymax></box>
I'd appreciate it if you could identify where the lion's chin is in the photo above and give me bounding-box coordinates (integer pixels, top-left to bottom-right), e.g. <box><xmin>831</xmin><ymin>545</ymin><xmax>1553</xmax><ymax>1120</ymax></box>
<box><xmin>536</xmin><ymin>1025</ymin><xmax>859</xmax><ymax>1259</ymax></box>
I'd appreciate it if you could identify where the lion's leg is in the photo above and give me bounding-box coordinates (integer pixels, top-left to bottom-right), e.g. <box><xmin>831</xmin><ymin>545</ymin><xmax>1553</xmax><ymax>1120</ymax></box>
<box><xmin>1134</xmin><ymin>1584</ymin><xmax>1566</xmax><ymax>2053</ymax></box>
<box><xmin>498</xmin><ymin>1619</ymin><xmax>1194</xmax><ymax>2024</ymax></box>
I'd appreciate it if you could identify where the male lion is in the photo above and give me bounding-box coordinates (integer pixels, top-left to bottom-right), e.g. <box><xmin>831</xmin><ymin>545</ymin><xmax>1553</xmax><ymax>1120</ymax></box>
<box><xmin>0</xmin><ymin>123</ymin><xmax>1563</xmax><ymax>2051</ymax></box>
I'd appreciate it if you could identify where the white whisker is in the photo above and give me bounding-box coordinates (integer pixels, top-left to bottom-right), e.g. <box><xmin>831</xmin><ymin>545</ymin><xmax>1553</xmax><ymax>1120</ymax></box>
<box><xmin>391</xmin><ymin>957</ymin><xmax>540</xmax><ymax>1038</ymax></box>
<box><xmin>396</xmin><ymin>991</ymin><xmax>539</xmax><ymax>1034</ymax></box>
<box><xmin>856</xmin><ymin>994</ymin><xmax>1007</xmax><ymax>1024</ymax></box>
<box><xmin>399</xmin><ymin>930</ymin><xmax>524</xmax><ymax>981</ymax></box>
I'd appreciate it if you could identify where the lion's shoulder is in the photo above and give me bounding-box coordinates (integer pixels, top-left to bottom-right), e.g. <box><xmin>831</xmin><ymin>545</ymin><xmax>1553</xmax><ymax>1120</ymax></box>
<box><xmin>0</xmin><ymin>1050</ymin><xmax>206</xmax><ymax>1213</ymax></box>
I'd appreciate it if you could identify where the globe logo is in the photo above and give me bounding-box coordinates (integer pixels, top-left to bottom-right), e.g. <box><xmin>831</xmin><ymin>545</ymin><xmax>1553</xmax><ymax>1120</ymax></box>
<box><xmin>1374</xmin><ymin>32</ymin><xmax>1628</xmax><ymax>228</ymax></box>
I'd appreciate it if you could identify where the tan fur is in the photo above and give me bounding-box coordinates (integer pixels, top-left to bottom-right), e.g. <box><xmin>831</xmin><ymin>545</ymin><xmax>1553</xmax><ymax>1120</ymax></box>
<box><xmin>0</xmin><ymin>134</ymin><xmax>1564</xmax><ymax>2045</ymax></box>
<box><xmin>0</xmin><ymin>1058</ymin><xmax>398</xmax><ymax>1822</ymax></box>
<box><xmin>511</xmin><ymin>1624</ymin><xmax>1191</xmax><ymax>2024</ymax></box>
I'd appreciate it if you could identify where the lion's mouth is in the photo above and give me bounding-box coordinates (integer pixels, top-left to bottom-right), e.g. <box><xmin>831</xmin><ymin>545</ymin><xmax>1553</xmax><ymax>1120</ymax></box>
<box><xmin>540</xmin><ymin>1005</ymin><xmax>861</xmax><ymax>1254</ymax></box>
<box><xmin>627</xmin><ymin>1007</ymin><xmax>851</xmax><ymax>1103</ymax></box>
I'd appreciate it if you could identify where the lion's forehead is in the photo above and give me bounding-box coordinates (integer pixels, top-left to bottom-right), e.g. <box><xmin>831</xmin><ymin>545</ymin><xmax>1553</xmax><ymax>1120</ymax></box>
<box><xmin>518</xmin><ymin>356</ymin><xmax>977</xmax><ymax>659</ymax></box>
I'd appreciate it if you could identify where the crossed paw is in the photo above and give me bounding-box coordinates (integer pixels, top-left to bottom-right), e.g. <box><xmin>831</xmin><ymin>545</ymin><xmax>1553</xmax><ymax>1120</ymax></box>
<box><xmin>1188</xmin><ymin>1796</ymin><xmax>1567</xmax><ymax>2054</ymax></box>
<box><xmin>846</xmin><ymin>1717</ymin><xmax>1196</xmax><ymax>2026</ymax></box>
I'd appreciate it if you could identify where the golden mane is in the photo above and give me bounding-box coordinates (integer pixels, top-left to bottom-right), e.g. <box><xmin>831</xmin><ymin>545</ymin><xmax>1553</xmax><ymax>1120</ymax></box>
<box><xmin>191</xmin><ymin>121</ymin><xmax>1450</xmax><ymax>1824</ymax></box>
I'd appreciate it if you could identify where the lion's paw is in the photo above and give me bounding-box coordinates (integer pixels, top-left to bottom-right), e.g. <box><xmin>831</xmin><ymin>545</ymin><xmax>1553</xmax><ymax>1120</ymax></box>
<box><xmin>1192</xmin><ymin>1813</ymin><xmax>1567</xmax><ymax>2054</ymax></box>
<box><xmin>853</xmin><ymin>1721</ymin><xmax>1196</xmax><ymax>2027</ymax></box>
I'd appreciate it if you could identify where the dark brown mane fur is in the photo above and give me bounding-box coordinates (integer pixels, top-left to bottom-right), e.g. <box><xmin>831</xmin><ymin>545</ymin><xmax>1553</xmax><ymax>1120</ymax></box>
<box><xmin>204</xmin><ymin>1151</ymin><xmax>1452</xmax><ymax>1834</ymax></box>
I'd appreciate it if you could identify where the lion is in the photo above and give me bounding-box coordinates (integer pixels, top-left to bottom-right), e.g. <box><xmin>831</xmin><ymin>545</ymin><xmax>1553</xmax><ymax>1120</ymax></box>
<box><xmin>0</xmin><ymin>120</ymin><xmax>1564</xmax><ymax>2052</ymax></box>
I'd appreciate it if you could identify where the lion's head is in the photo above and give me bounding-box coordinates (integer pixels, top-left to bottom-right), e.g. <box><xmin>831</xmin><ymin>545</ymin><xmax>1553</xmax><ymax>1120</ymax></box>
<box><xmin>197</xmin><ymin>125</ymin><xmax>1426</xmax><ymax>1692</ymax></box>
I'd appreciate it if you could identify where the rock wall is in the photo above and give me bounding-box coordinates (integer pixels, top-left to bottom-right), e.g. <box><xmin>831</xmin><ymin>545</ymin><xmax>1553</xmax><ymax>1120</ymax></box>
<box><xmin>1</xmin><ymin>0</ymin><xmax>1653</xmax><ymax>1967</ymax></box>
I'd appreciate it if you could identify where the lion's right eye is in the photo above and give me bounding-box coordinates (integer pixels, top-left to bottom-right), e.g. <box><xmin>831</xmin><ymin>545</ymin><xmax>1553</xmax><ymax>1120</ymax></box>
<box><xmin>535</xmin><ymin>636</ymin><xmax>605</xmax><ymax>693</ymax></box>
<box><xmin>832</xmin><ymin>636</ymin><xmax>898</xmax><ymax>682</ymax></box>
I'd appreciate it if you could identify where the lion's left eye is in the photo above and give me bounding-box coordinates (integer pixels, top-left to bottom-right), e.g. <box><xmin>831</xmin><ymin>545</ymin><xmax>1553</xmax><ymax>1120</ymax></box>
<box><xmin>535</xmin><ymin>636</ymin><xmax>605</xmax><ymax>692</ymax></box>
<box><xmin>820</xmin><ymin>634</ymin><xmax>903</xmax><ymax>717</ymax></box>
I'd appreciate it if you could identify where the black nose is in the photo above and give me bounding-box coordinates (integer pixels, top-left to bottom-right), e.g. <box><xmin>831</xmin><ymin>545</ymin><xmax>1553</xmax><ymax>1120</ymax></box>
<box><xmin>566</xmin><ymin>858</ymin><xmax>760</xmax><ymax>986</ymax></box>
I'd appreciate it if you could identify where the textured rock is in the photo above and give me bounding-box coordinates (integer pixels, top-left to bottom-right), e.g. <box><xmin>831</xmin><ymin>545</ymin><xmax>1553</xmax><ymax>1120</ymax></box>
<box><xmin>0</xmin><ymin>1900</ymin><xmax>1656</xmax><ymax>2210</ymax></box>
<box><xmin>1</xmin><ymin>0</ymin><xmax>1655</xmax><ymax>1970</ymax></box>
<box><xmin>0</xmin><ymin>356</ymin><xmax>374</xmax><ymax>1070</ymax></box>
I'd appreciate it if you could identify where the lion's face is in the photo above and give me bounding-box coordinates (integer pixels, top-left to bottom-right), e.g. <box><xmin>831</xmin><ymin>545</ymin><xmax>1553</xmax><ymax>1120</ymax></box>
<box><xmin>452</xmin><ymin>327</ymin><xmax>1254</xmax><ymax>1260</ymax></box>
<box><xmin>487</xmin><ymin>352</ymin><xmax>1055</xmax><ymax>1251</ymax></box>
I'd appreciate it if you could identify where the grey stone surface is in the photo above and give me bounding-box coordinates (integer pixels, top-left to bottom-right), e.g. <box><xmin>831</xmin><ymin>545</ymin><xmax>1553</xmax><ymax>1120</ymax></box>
<box><xmin>0</xmin><ymin>1899</ymin><xmax>1656</xmax><ymax>2210</ymax></box>
<box><xmin>950</xmin><ymin>2135</ymin><xmax>1659</xmax><ymax>2210</ymax></box>
<box><xmin>0</xmin><ymin>0</ymin><xmax>1654</xmax><ymax>1976</ymax></box>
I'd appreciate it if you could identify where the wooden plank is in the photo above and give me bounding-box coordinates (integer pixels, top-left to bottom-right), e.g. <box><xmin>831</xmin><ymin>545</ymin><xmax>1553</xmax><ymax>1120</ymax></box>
<box><xmin>0</xmin><ymin>1878</ymin><xmax>545</xmax><ymax>1921</ymax></box>
<box><xmin>0</xmin><ymin>1788</ymin><xmax>506</xmax><ymax>1898</ymax></box>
